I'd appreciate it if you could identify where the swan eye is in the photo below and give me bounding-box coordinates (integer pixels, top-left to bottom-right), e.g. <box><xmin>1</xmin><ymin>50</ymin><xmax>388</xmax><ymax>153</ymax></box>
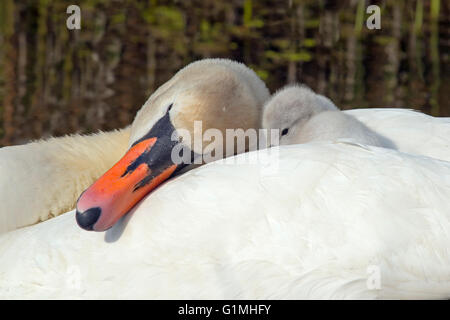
<box><xmin>167</xmin><ymin>103</ymin><xmax>173</xmax><ymax>112</ymax></box>
<box><xmin>281</xmin><ymin>128</ymin><xmax>289</xmax><ymax>136</ymax></box>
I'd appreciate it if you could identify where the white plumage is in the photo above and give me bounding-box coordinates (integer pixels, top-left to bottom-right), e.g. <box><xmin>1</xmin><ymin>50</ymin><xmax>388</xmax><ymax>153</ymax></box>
<box><xmin>1</xmin><ymin>143</ymin><xmax>450</xmax><ymax>299</ymax></box>
<box><xmin>0</xmin><ymin>129</ymin><xmax>130</xmax><ymax>234</ymax></box>
<box><xmin>347</xmin><ymin>108</ymin><xmax>450</xmax><ymax>162</ymax></box>
<box><xmin>0</xmin><ymin>59</ymin><xmax>450</xmax><ymax>299</ymax></box>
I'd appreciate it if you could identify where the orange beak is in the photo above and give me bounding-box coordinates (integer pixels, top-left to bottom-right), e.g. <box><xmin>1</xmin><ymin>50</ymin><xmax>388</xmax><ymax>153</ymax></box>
<box><xmin>76</xmin><ymin>110</ymin><xmax>191</xmax><ymax>231</ymax></box>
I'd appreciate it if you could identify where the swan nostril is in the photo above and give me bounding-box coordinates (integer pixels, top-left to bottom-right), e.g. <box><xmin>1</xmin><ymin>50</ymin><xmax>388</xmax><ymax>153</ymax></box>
<box><xmin>76</xmin><ymin>207</ymin><xmax>101</xmax><ymax>231</ymax></box>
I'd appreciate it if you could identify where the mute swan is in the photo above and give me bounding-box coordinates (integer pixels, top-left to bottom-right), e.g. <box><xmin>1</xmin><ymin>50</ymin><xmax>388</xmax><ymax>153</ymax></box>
<box><xmin>262</xmin><ymin>85</ymin><xmax>395</xmax><ymax>148</ymax></box>
<box><xmin>75</xmin><ymin>58</ymin><xmax>270</xmax><ymax>231</ymax></box>
<box><xmin>1</xmin><ymin>71</ymin><xmax>449</xmax><ymax>234</ymax></box>
<box><xmin>1</xmin><ymin>59</ymin><xmax>450</xmax><ymax>299</ymax></box>
<box><xmin>0</xmin><ymin>58</ymin><xmax>270</xmax><ymax>234</ymax></box>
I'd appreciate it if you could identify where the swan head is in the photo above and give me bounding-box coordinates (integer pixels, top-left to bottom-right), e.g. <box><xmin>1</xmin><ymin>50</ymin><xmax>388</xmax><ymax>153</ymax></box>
<box><xmin>76</xmin><ymin>59</ymin><xmax>269</xmax><ymax>231</ymax></box>
<box><xmin>262</xmin><ymin>84</ymin><xmax>337</xmax><ymax>145</ymax></box>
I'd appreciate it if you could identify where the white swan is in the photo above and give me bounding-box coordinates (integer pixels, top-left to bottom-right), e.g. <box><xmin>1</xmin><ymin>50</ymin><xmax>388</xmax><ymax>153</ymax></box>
<box><xmin>74</xmin><ymin>58</ymin><xmax>270</xmax><ymax>231</ymax></box>
<box><xmin>0</xmin><ymin>58</ymin><xmax>269</xmax><ymax>234</ymax></box>
<box><xmin>1</xmin><ymin>81</ymin><xmax>449</xmax><ymax>234</ymax></box>
<box><xmin>1</xmin><ymin>59</ymin><xmax>450</xmax><ymax>299</ymax></box>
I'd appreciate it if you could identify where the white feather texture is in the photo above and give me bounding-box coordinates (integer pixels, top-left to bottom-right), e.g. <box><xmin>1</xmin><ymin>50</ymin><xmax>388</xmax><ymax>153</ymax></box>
<box><xmin>262</xmin><ymin>84</ymin><xmax>450</xmax><ymax>162</ymax></box>
<box><xmin>347</xmin><ymin>108</ymin><xmax>450</xmax><ymax>162</ymax></box>
<box><xmin>1</xmin><ymin>59</ymin><xmax>450</xmax><ymax>300</ymax></box>
<box><xmin>1</xmin><ymin>143</ymin><xmax>449</xmax><ymax>299</ymax></box>
<box><xmin>1</xmin><ymin>60</ymin><xmax>448</xmax><ymax>235</ymax></box>
<box><xmin>0</xmin><ymin>109</ymin><xmax>448</xmax><ymax>235</ymax></box>
<box><xmin>0</xmin><ymin>129</ymin><xmax>130</xmax><ymax>234</ymax></box>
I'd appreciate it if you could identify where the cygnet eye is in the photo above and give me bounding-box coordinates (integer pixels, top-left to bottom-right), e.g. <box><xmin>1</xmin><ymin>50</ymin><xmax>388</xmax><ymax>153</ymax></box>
<box><xmin>281</xmin><ymin>128</ymin><xmax>289</xmax><ymax>136</ymax></box>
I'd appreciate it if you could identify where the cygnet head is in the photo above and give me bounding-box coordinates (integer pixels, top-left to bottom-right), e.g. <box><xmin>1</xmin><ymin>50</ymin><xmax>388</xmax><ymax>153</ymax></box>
<box><xmin>262</xmin><ymin>84</ymin><xmax>337</xmax><ymax>145</ymax></box>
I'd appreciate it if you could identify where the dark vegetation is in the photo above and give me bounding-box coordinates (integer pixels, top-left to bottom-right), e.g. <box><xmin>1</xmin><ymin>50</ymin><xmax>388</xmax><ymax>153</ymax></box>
<box><xmin>0</xmin><ymin>0</ymin><xmax>448</xmax><ymax>146</ymax></box>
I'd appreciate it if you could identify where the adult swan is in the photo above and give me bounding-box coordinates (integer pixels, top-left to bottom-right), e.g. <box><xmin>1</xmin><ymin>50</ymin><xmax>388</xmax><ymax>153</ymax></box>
<box><xmin>0</xmin><ymin>59</ymin><xmax>449</xmax><ymax>299</ymax></box>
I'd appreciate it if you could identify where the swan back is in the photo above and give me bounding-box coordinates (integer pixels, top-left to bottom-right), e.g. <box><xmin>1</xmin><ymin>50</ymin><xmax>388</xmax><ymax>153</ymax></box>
<box><xmin>347</xmin><ymin>108</ymin><xmax>450</xmax><ymax>162</ymax></box>
<box><xmin>1</xmin><ymin>143</ymin><xmax>450</xmax><ymax>299</ymax></box>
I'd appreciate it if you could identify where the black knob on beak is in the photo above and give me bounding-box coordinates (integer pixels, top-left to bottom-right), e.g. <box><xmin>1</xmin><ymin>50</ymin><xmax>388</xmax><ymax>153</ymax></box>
<box><xmin>76</xmin><ymin>207</ymin><xmax>101</xmax><ymax>231</ymax></box>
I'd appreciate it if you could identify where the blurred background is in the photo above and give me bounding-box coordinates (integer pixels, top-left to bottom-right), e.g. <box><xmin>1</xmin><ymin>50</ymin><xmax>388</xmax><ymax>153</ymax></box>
<box><xmin>0</xmin><ymin>0</ymin><xmax>448</xmax><ymax>146</ymax></box>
